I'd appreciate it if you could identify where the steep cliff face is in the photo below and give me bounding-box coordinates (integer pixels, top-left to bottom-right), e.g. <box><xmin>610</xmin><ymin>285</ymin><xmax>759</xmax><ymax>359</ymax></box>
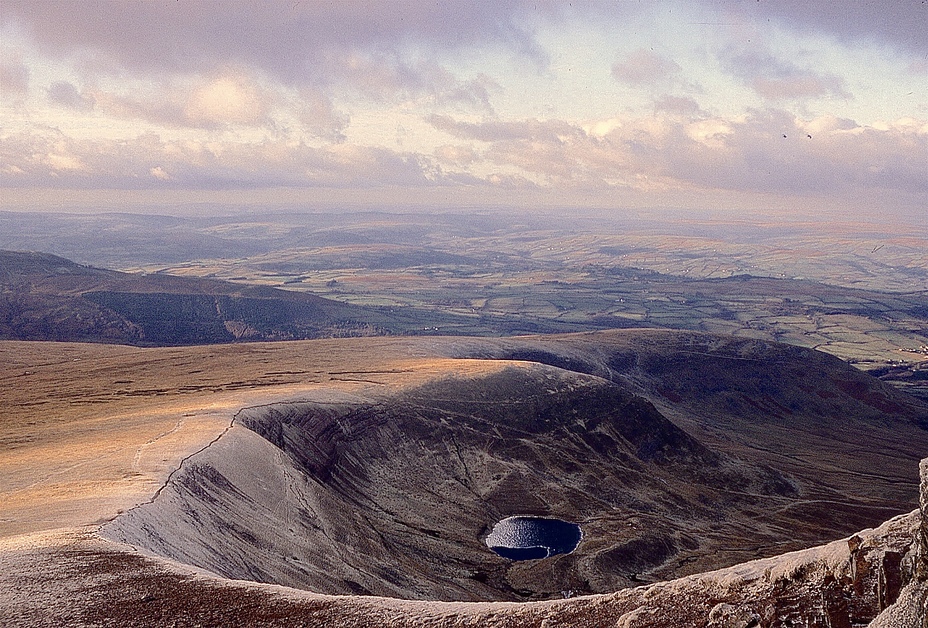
<box><xmin>920</xmin><ymin>458</ymin><xmax>928</xmax><ymax>581</ymax></box>
<box><xmin>94</xmin><ymin>331</ymin><xmax>928</xmax><ymax>615</ymax></box>
<box><xmin>867</xmin><ymin>457</ymin><xmax>928</xmax><ymax>628</ymax></box>
<box><xmin>462</xmin><ymin>331</ymin><xmax>928</xmax><ymax>543</ymax></box>
<box><xmin>102</xmin><ymin>363</ymin><xmax>799</xmax><ymax>601</ymax></box>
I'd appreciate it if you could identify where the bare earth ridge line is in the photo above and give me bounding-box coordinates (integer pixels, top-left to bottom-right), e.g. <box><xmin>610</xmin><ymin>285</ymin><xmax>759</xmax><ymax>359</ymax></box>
<box><xmin>132</xmin><ymin>417</ymin><xmax>186</xmax><ymax>469</ymax></box>
<box><xmin>113</xmin><ymin>411</ymin><xmax>237</xmax><ymax>523</ymax></box>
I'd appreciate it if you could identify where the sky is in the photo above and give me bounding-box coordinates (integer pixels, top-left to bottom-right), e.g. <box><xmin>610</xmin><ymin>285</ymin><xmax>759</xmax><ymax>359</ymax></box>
<box><xmin>1</xmin><ymin>1</ymin><xmax>926</xmax><ymax>221</ymax></box>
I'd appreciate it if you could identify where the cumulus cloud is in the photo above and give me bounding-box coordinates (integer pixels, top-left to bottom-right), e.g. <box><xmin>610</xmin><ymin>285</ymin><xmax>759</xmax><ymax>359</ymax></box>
<box><xmin>3</xmin><ymin>2</ymin><xmax>508</xmax><ymax>133</ymax></box>
<box><xmin>184</xmin><ymin>74</ymin><xmax>270</xmax><ymax>127</ymax></box>
<box><xmin>0</xmin><ymin>128</ymin><xmax>440</xmax><ymax>189</ymax></box>
<box><xmin>1</xmin><ymin>0</ymin><xmax>924</xmax><ymax>217</ymax></box>
<box><xmin>2</xmin><ymin>106</ymin><xmax>925</xmax><ymax>212</ymax></box>
<box><xmin>83</xmin><ymin>71</ymin><xmax>273</xmax><ymax>130</ymax></box>
<box><xmin>425</xmin><ymin>110</ymin><xmax>928</xmax><ymax>197</ymax></box>
<box><xmin>149</xmin><ymin>166</ymin><xmax>171</xmax><ymax>181</ymax></box>
<box><xmin>434</xmin><ymin>144</ymin><xmax>480</xmax><ymax>167</ymax></box>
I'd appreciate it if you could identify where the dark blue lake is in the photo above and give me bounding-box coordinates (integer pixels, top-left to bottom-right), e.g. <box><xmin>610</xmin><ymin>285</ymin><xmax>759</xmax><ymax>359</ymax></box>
<box><xmin>485</xmin><ymin>516</ymin><xmax>582</xmax><ymax>561</ymax></box>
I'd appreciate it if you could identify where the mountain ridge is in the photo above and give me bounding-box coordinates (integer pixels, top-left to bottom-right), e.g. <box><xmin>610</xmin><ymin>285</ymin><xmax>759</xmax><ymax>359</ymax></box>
<box><xmin>0</xmin><ymin>250</ymin><xmax>418</xmax><ymax>344</ymax></box>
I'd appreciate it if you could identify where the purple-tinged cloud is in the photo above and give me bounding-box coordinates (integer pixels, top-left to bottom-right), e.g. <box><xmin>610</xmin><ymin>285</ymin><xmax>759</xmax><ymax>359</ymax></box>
<box><xmin>330</xmin><ymin>53</ymin><xmax>496</xmax><ymax>111</ymax></box>
<box><xmin>428</xmin><ymin>114</ymin><xmax>582</xmax><ymax>143</ymax></box>
<box><xmin>612</xmin><ymin>49</ymin><xmax>682</xmax><ymax>86</ymax></box>
<box><xmin>653</xmin><ymin>94</ymin><xmax>703</xmax><ymax>116</ymax></box>
<box><xmin>424</xmin><ymin>110</ymin><xmax>928</xmax><ymax>198</ymax></box>
<box><xmin>47</xmin><ymin>81</ymin><xmax>95</xmax><ymax>111</ymax></box>
<box><xmin>434</xmin><ymin>144</ymin><xmax>480</xmax><ymax>167</ymax></box>
<box><xmin>0</xmin><ymin>55</ymin><xmax>28</xmax><ymax>97</ymax></box>
<box><xmin>0</xmin><ymin>0</ymin><xmax>549</xmax><ymax>83</ymax></box>
<box><xmin>0</xmin><ymin>128</ymin><xmax>440</xmax><ymax>190</ymax></box>
<box><xmin>85</xmin><ymin>72</ymin><xmax>275</xmax><ymax>131</ymax></box>
<box><xmin>721</xmin><ymin>48</ymin><xmax>850</xmax><ymax>101</ymax></box>
<box><xmin>2</xmin><ymin>108</ymin><xmax>925</xmax><ymax>212</ymax></box>
<box><xmin>297</xmin><ymin>89</ymin><xmax>350</xmax><ymax>143</ymax></box>
<box><xmin>727</xmin><ymin>0</ymin><xmax>928</xmax><ymax>56</ymax></box>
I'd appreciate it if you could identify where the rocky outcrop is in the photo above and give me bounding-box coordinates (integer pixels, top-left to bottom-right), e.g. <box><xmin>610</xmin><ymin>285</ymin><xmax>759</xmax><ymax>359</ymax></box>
<box><xmin>920</xmin><ymin>457</ymin><xmax>928</xmax><ymax>580</ymax></box>
<box><xmin>867</xmin><ymin>457</ymin><xmax>928</xmax><ymax>628</ymax></box>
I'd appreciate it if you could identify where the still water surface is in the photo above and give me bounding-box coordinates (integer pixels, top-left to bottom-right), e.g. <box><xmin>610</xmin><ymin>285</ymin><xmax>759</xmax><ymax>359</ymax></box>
<box><xmin>485</xmin><ymin>516</ymin><xmax>582</xmax><ymax>561</ymax></box>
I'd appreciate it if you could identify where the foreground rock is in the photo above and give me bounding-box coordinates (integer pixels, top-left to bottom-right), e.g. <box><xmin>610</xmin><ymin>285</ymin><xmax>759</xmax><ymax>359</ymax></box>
<box><xmin>868</xmin><ymin>457</ymin><xmax>928</xmax><ymax>628</ymax></box>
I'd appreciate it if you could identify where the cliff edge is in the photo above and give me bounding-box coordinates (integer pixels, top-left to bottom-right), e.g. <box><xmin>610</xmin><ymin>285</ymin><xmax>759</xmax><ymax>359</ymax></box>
<box><xmin>867</xmin><ymin>457</ymin><xmax>928</xmax><ymax>628</ymax></box>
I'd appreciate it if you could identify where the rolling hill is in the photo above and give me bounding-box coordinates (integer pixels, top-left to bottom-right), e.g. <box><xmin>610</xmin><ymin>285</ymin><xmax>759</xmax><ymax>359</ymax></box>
<box><xmin>0</xmin><ymin>250</ymin><xmax>459</xmax><ymax>344</ymax></box>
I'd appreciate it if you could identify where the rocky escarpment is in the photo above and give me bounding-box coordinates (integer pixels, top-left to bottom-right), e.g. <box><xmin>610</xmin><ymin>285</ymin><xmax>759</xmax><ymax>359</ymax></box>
<box><xmin>98</xmin><ymin>331</ymin><xmax>928</xmax><ymax>610</ymax></box>
<box><xmin>868</xmin><ymin>457</ymin><xmax>928</xmax><ymax>627</ymax></box>
<box><xmin>103</xmin><ymin>362</ymin><xmax>800</xmax><ymax>601</ymax></box>
<box><xmin>458</xmin><ymin>331</ymin><xmax>928</xmax><ymax>541</ymax></box>
<box><xmin>634</xmin><ymin>457</ymin><xmax>927</xmax><ymax>628</ymax></box>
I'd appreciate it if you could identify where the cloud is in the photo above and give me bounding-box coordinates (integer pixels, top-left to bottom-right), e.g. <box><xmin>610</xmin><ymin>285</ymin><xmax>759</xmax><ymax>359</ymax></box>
<box><xmin>612</xmin><ymin>49</ymin><xmax>682</xmax><ymax>86</ymax></box>
<box><xmin>721</xmin><ymin>48</ymin><xmax>850</xmax><ymax>101</ymax></box>
<box><xmin>653</xmin><ymin>95</ymin><xmax>703</xmax><ymax>116</ymax></box>
<box><xmin>83</xmin><ymin>71</ymin><xmax>275</xmax><ymax>131</ymax></box>
<box><xmin>688</xmin><ymin>1</ymin><xmax>927</xmax><ymax>58</ymax></box>
<box><xmin>425</xmin><ymin>110</ymin><xmax>928</xmax><ymax>197</ymax></box>
<box><xmin>2</xmin><ymin>2</ymin><xmax>509</xmax><ymax>125</ymax></box>
<box><xmin>184</xmin><ymin>74</ymin><xmax>270</xmax><ymax>127</ymax></box>
<box><xmin>0</xmin><ymin>128</ymin><xmax>440</xmax><ymax>189</ymax></box>
<box><xmin>434</xmin><ymin>144</ymin><xmax>480</xmax><ymax>167</ymax></box>
<box><xmin>1</xmin><ymin>0</ymin><xmax>924</xmax><ymax>218</ymax></box>
<box><xmin>330</xmin><ymin>53</ymin><xmax>497</xmax><ymax>110</ymax></box>
<box><xmin>296</xmin><ymin>89</ymin><xmax>350</xmax><ymax>143</ymax></box>
<box><xmin>149</xmin><ymin>166</ymin><xmax>171</xmax><ymax>181</ymax></box>
<box><xmin>47</xmin><ymin>81</ymin><xmax>95</xmax><ymax>111</ymax></box>
<box><xmin>2</xmin><ymin>108</ymin><xmax>925</xmax><ymax>213</ymax></box>
<box><xmin>0</xmin><ymin>54</ymin><xmax>29</xmax><ymax>97</ymax></box>
<box><xmin>740</xmin><ymin>0</ymin><xmax>928</xmax><ymax>56</ymax></box>
<box><xmin>79</xmin><ymin>74</ymin><xmax>346</xmax><ymax>141</ymax></box>
<box><xmin>428</xmin><ymin>114</ymin><xmax>581</xmax><ymax>143</ymax></box>
<box><xmin>0</xmin><ymin>0</ymin><xmax>549</xmax><ymax>84</ymax></box>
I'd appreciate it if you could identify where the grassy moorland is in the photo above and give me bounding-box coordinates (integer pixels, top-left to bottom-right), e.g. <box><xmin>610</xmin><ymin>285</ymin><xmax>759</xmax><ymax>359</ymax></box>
<box><xmin>2</xmin><ymin>209</ymin><xmax>926</xmax><ymax>394</ymax></box>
